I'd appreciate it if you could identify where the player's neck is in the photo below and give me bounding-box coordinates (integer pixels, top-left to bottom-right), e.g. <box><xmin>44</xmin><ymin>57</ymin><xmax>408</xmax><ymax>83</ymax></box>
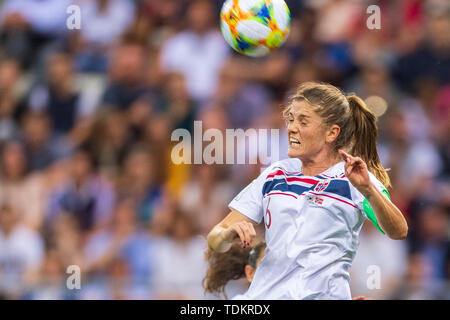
<box><xmin>299</xmin><ymin>152</ymin><xmax>341</xmax><ymax>177</ymax></box>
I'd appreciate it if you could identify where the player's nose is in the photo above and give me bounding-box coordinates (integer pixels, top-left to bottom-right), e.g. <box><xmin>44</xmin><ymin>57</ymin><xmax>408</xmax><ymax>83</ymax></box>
<box><xmin>287</xmin><ymin>122</ymin><xmax>298</xmax><ymax>134</ymax></box>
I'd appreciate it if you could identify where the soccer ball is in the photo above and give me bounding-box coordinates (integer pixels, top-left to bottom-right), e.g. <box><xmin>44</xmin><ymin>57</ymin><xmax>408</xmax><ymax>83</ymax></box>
<box><xmin>220</xmin><ymin>0</ymin><xmax>291</xmax><ymax>57</ymax></box>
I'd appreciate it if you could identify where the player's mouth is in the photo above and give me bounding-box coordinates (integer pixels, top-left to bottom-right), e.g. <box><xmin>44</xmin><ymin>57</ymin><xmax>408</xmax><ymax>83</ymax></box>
<box><xmin>289</xmin><ymin>137</ymin><xmax>301</xmax><ymax>147</ymax></box>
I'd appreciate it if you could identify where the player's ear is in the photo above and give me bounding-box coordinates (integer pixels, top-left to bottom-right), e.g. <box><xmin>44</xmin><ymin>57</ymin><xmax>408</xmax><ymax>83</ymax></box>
<box><xmin>245</xmin><ymin>265</ymin><xmax>255</xmax><ymax>283</ymax></box>
<box><xmin>326</xmin><ymin>125</ymin><xmax>340</xmax><ymax>144</ymax></box>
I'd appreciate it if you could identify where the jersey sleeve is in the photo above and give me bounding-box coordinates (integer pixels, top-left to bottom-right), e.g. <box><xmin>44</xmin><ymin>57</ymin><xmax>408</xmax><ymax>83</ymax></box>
<box><xmin>228</xmin><ymin>165</ymin><xmax>275</xmax><ymax>224</ymax></box>
<box><xmin>351</xmin><ymin>172</ymin><xmax>390</xmax><ymax>235</ymax></box>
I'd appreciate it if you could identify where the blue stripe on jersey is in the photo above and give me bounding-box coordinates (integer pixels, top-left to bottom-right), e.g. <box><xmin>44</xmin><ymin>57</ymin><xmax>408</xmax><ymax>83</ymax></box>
<box><xmin>262</xmin><ymin>178</ymin><xmax>353</xmax><ymax>202</ymax></box>
<box><xmin>325</xmin><ymin>179</ymin><xmax>352</xmax><ymax>201</ymax></box>
<box><xmin>262</xmin><ymin>178</ymin><xmax>310</xmax><ymax>196</ymax></box>
<box><xmin>325</xmin><ymin>180</ymin><xmax>352</xmax><ymax>201</ymax></box>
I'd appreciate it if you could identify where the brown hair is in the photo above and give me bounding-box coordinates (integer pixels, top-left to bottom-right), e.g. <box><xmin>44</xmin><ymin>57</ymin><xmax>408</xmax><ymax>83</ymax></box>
<box><xmin>202</xmin><ymin>242</ymin><xmax>266</xmax><ymax>299</ymax></box>
<box><xmin>283</xmin><ymin>82</ymin><xmax>390</xmax><ymax>188</ymax></box>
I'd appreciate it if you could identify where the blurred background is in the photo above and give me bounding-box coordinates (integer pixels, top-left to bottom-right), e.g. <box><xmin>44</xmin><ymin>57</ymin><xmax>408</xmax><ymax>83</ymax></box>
<box><xmin>0</xmin><ymin>0</ymin><xmax>448</xmax><ymax>300</ymax></box>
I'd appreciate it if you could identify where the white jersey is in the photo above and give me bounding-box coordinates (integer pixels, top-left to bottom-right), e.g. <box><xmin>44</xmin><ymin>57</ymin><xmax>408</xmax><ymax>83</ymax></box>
<box><xmin>228</xmin><ymin>158</ymin><xmax>387</xmax><ymax>300</ymax></box>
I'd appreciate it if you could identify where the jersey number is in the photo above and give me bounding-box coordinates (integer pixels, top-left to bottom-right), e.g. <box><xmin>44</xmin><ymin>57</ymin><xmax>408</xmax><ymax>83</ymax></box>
<box><xmin>265</xmin><ymin>197</ymin><xmax>271</xmax><ymax>229</ymax></box>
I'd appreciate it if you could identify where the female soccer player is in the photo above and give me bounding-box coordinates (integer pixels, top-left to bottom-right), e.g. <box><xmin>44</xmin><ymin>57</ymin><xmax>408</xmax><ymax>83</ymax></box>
<box><xmin>207</xmin><ymin>82</ymin><xmax>408</xmax><ymax>300</ymax></box>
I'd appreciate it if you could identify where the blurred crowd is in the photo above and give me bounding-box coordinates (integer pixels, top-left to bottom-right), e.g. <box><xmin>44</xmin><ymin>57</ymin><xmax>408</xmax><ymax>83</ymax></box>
<box><xmin>0</xmin><ymin>0</ymin><xmax>448</xmax><ymax>300</ymax></box>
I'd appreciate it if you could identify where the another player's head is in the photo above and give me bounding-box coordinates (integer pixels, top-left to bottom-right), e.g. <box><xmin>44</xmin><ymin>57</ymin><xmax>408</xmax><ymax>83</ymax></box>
<box><xmin>202</xmin><ymin>242</ymin><xmax>266</xmax><ymax>299</ymax></box>
<box><xmin>283</xmin><ymin>81</ymin><xmax>390</xmax><ymax>188</ymax></box>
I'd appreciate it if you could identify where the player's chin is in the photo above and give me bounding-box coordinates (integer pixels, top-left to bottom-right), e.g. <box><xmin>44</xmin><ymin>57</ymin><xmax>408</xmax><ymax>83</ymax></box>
<box><xmin>287</xmin><ymin>146</ymin><xmax>303</xmax><ymax>158</ymax></box>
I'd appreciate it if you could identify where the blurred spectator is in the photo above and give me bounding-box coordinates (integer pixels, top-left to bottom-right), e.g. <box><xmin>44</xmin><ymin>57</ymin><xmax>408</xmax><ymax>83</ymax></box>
<box><xmin>0</xmin><ymin>0</ymin><xmax>70</xmax><ymax>68</ymax></box>
<box><xmin>46</xmin><ymin>147</ymin><xmax>115</xmax><ymax>233</ymax></box>
<box><xmin>295</xmin><ymin>1</ymin><xmax>359</xmax><ymax>83</ymax></box>
<box><xmin>20</xmin><ymin>111</ymin><xmax>69</xmax><ymax>171</ymax></box>
<box><xmin>289</xmin><ymin>58</ymin><xmax>321</xmax><ymax>89</ymax></box>
<box><xmin>312</xmin><ymin>0</ymin><xmax>363</xmax><ymax>44</ymax></box>
<box><xmin>47</xmin><ymin>213</ymin><xmax>83</xmax><ymax>270</ymax></box>
<box><xmin>212</xmin><ymin>59</ymin><xmax>273</xmax><ymax>129</ymax></box>
<box><xmin>25</xmin><ymin>249</ymin><xmax>73</xmax><ymax>300</ymax></box>
<box><xmin>391</xmin><ymin>252</ymin><xmax>439</xmax><ymax>299</ymax></box>
<box><xmin>101</xmin><ymin>42</ymin><xmax>155</xmax><ymax>113</ymax></box>
<box><xmin>215</xmin><ymin>51</ymin><xmax>293</xmax><ymax>99</ymax></box>
<box><xmin>0</xmin><ymin>141</ymin><xmax>46</xmax><ymax>230</ymax></box>
<box><xmin>0</xmin><ymin>0</ymin><xmax>69</xmax><ymax>36</ymax></box>
<box><xmin>116</xmin><ymin>145</ymin><xmax>162</xmax><ymax>226</ymax></box>
<box><xmin>152</xmin><ymin>205</ymin><xmax>208</xmax><ymax>299</ymax></box>
<box><xmin>393</xmin><ymin>8</ymin><xmax>450</xmax><ymax>93</ymax></box>
<box><xmin>345</xmin><ymin>62</ymin><xmax>402</xmax><ymax>110</ymax></box>
<box><xmin>350</xmin><ymin>222</ymin><xmax>408</xmax><ymax>299</ymax></box>
<box><xmin>0</xmin><ymin>58</ymin><xmax>22</xmax><ymax>142</ymax></box>
<box><xmin>410</xmin><ymin>204</ymin><xmax>449</xmax><ymax>283</ymax></box>
<box><xmin>80</xmin><ymin>256</ymin><xmax>151</xmax><ymax>300</ymax></box>
<box><xmin>131</xmin><ymin>0</ymin><xmax>185</xmax><ymax>46</ymax></box>
<box><xmin>72</xmin><ymin>0</ymin><xmax>136</xmax><ymax>73</ymax></box>
<box><xmin>159</xmin><ymin>0</ymin><xmax>229</xmax><ymax>104</ymax></box>
<box><xmin>149</xmin><ymin>194</ymin><xmax>176</xmax><ymax>238</ymax></box>
<box><xmin>19</xmin><ymin>51</ymin><xmax>85</xmax><ymax>138</ymax></box>
<box><xmin>159</xmin><ymin>72</ymin><xmax>196</xmax><ymax>132</ymax></box>
<box><xmin>142</xmin><ymin>113</ymin><xmax>174</xmax><ymax>188</ymax></box>
<box><xmin>0</xmin><ymin>204</ymin><xmax>44</xmax><ymax>299</ymax></box>
<box><xmin>179</xmin><ymin>164</ymin><xmax>234</xmax><ymax>236</ymax></box>
<box><xmin>81</xmin><ymin>199</ymin><xmax>154</xmax><ymax>299</ymax></box>
<box><xmin>83</xmin><ymin>199</ymin><xmax>153</xmax><ymax>284</ymax></box>
<box><xmin>86</xmin><ymin>110</ymin><xmax>133</xmax><ymax>179</ymax></box>
<box><xmin>378</xmin><ymin>109</ymin><xmax>443</xmax><ymax>215</ymax></box>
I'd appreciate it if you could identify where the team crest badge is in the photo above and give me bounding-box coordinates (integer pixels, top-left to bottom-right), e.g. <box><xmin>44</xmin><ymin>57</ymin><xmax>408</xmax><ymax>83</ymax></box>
<box><xmin>314</xmin><ymin>179</ymin><xmax>331</xmax><ymax>193</ymax></box>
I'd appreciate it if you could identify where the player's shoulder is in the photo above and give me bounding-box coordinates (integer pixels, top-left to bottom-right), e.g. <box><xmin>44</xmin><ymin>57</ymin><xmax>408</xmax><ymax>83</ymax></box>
<box><xmin>316</xmin><ymin>161</ymin><xmax>346</xmax><ymax>180</ymax></box>
<box><xmin>262</xmin><ymin>158</ymin><xmax>302</xmax><ymax>176</ymax></box>
<box><xmin>320</xmin><ymin>162</ymin><xmax>384</xmax><ymax>188</ymax></box>
<box><xmin>367</xmin><ymin>171</ymin><xmax>388</xmax><ymax>192</ymax></box>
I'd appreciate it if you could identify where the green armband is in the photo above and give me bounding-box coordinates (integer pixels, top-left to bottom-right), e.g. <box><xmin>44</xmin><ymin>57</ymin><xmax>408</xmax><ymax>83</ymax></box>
<box><xmin>362</xmin><ymin>189</ymin><xmax>390</xmax><ymax>235</ymax></box>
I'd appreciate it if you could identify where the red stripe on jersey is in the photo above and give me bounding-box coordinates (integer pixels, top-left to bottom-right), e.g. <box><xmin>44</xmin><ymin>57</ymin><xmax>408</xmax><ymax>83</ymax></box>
<box><xmin>285</xmin><ymin>176</ymin><xmax>318</xmax><ymax>184</ymax></box>
<box><xmin>266</xmin><ymin>170</ymin><xmax>319</xmax><ymax>185</ymax></box>
<box><xmin>266</xmin><ymin>169</ymin><xmax>291</xmax><ymax>179</ymax></box>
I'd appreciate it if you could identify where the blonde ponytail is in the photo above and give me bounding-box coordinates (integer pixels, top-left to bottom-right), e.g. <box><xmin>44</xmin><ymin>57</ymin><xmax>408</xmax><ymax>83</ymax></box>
<box><xmin>346</xmin><ymin>94</ymin><xmax>391</xmax><ymax>188</ymax></box>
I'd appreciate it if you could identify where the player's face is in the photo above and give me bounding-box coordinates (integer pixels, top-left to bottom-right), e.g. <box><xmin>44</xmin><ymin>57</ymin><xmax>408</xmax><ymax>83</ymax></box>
<box><xmin>286</xmin><ymin>101</ymin><xmax>329</xmax><ymax>160</ymax></box>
